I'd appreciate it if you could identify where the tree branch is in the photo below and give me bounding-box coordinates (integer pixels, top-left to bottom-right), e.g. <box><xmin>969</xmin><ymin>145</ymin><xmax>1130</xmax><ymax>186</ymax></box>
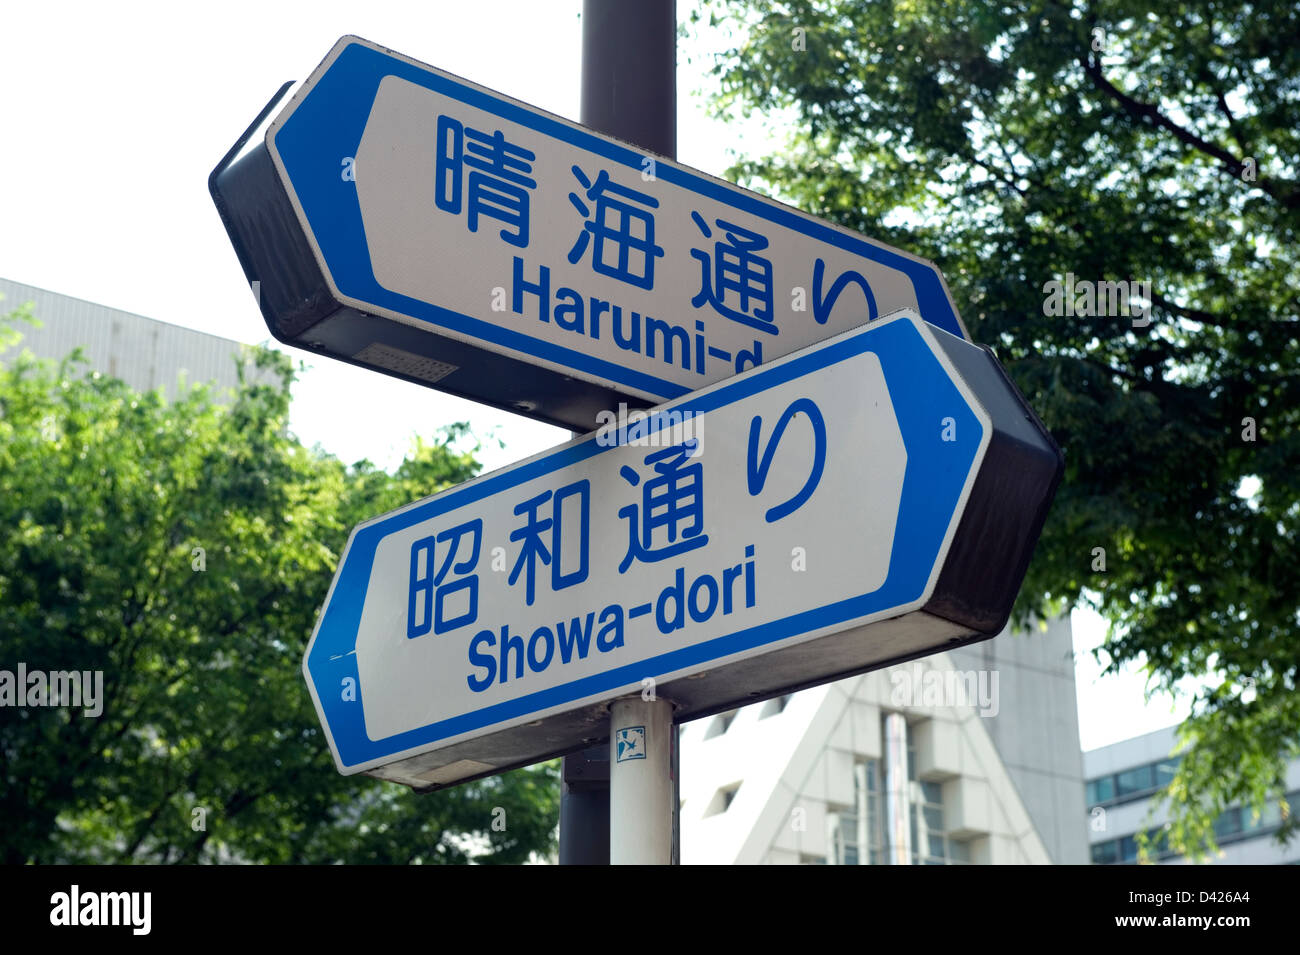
<box><xmin>1213</xmin><ymin>88</ymin><xmax>1250</xmax><ymax>154</ymax></box>
<box><xmin>1150</xmin><ymin>290</ymin><xmax>1300</xmax><ymax>328</ymax></box>
<box><xmin>1078</xmin><ymin>54</ymin><xmax>1298</xmax><ymax>208</ymax></box>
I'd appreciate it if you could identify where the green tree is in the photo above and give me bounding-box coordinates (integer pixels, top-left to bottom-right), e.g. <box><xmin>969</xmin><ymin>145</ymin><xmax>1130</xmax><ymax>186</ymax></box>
<box><xmin>0</xmin><ymin>307</ymin><xmax>557</xmax><ymax>864</ymax></box>
<box><xmin>696</xmin><ymin>0</ymin><xmax>1299</xmax><ymax>858</ymax></box>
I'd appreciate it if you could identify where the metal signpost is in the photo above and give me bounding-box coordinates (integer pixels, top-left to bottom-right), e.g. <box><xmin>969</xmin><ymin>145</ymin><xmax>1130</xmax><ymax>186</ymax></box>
<box><xmin>299</xmin><ymin>310</ymin><xmax>1061</xmax><ymax>794</ymax></box>
<box><xmin>566</xmin><ymin>0</ymin><xmax>679</xmax><ymax>865</ymax></box>
<box><xmin>214</xmin><ymin>16</ymin><xmax>1064</xmax><ymax>866</ymax></box>
<box><xmin>210</xmin><ymin>35</ymin><xmax>970</xmax><ymax>434</ymax></box>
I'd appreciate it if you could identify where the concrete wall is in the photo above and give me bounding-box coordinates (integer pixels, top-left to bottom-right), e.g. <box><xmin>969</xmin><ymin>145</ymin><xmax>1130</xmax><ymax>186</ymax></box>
<box><xmin>0</xmin><ymin>276</ymin><xmax>266</xmax><ymax>399</ymax></box>
<box><xmin>948</xmin><ymin>615</ymin><xmax>1089</xmax><ymax>864</ymax></box>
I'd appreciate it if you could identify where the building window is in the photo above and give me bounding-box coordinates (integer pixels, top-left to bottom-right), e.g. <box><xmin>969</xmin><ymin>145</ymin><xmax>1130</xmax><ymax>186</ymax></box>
<box><xmin>911</xmin><ymin>780</ymin><xmax>950</xmax><ymax>864</ymax></box>
<box><xmin>1092</xmin><ymin>827</ymin><xmax>1171</xmax><ymax>865</ymax></box>
<box><xmin>1250</xmin><ymin>800</ymin><xmax>1284</xmax><ymax>832</ymax></box>
<box><xmin>759</xmin><ymin>694</ymin><xmax>793</xmax><ymax>719</ymax></box>
<box><xmin>1091</xmin><ymin>840</ymin><xmax>1119</xmax><ymax>865</ymax></box>
<box><xmin>830</xmin><ymin>759</ymin><xmax>885</xmax><ymax>865</ymax></box>
<box><xmin>1116</xmin><ymin>764</ymin><xmax>1155</xmax><ymax>798</ymax></box>
<box><xmin>1086</xmin><ymin>776</ymin><xmax>1115</xmax><ymax>806</ymax></box>
<box><xmin>703</xmin><ymin>709</ymin><xmax>738</xmax><ymax>740</ymax></box>
<box><xmin>883</xmin><ymin>727</ymin><xmax>959</xmax><ymax>864</ymax></box>
<box><xmin>831</xmin><ymin>820</ymin><xmax>859</xmax><ymax>866</ymax></box>
<box><xmin>1087</xmin><ymin>755</ymin><xmax>1183</xmax><ymax>808</ymax></box>
<box><xmin>1118</xmin><ymin>835</ymin><xmax>1140</xmax><ymax>863</ymax></box>
<box><xmin>1154</xmin><ymin>758</ymin><xmax>1179</xmax><ymax>789</ymax></box>
<box><xmin>1213</xmin><ymin>807</ymin><xmax>1244</xmax><ymax>840</ymax></box>
<box><xmin>704</xmin><ymin>782</ymin><xmax>741</xmax><ymax>817</ymax></box>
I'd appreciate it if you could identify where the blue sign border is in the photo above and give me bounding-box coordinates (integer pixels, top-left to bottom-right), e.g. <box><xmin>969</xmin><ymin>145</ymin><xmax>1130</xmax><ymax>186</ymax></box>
<box><xmin>273</xmin><ymin>40</ymin><xmax>967</xmax><ymax>404</ymax></box>
<box><xmin>305</xmin><ymin>316</ymin><xmax>983</xmax><ymax>769</ymax></box>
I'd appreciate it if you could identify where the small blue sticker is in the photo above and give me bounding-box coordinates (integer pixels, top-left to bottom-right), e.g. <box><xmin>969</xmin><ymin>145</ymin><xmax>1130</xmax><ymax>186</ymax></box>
<box><xmin>615</xmin><ymin>725</ymin><xmax>647</xmax><ymax>762</ymax></box>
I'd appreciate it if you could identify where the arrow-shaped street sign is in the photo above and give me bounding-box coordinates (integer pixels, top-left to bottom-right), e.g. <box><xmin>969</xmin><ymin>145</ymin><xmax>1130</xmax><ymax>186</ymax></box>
<box><xmin>302</xmin><ymin>310</ymin><xmax>1060</xmax><ymax>788</ymax></box>
<box><xmin>212</xmin><ymin>36</ymin><xmax>971</xmax><ymax>432</ymax></box>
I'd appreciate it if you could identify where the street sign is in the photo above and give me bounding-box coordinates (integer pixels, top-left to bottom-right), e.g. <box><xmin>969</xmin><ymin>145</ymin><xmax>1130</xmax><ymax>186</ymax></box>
<box><xmin>302</xmin><ymin>310</ymin><xmax>1061</xmax><ymax>788</ymax></box>
<box><xmin>212</xmin><ymin>36</ymin><xmax>970</xmax><ymax>432</ymax></box>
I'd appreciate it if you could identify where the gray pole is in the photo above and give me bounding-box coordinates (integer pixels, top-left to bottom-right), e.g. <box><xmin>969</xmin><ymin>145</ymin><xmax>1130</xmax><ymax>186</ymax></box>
<box><xmin>579</xmin><ymin>0</ymin><xmax>676</xmax><ymax>158</ymax></box>
<box><xmin>610</xmin><ymin>697</ymin><xmax>674</xmax><ymax>864</ymax></box>
<box><xmin>557</xmin><ymin>0</ymin><xmax>677</xmax><ymax>867</ymax></box>
<box><xmin>558</xmin><ymin>747</ymin><xmax>609</xmax><ymax>865</ymax></box>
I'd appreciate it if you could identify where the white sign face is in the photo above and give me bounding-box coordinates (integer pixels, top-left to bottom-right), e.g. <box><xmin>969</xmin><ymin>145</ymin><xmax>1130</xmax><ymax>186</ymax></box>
<box><xmin>266</xmin><ymin>36</ymin><xmax>968</xmax><ymax>407</ymax></box>
<box><xmin>304</xmin><ymin>311</ymin><xmax>992</xmax><ymax>775</ymax></box>
<box><xmin>358</xmin><ymin>347</ymin><xmax>901</xmax><ymax>743</ymax></box>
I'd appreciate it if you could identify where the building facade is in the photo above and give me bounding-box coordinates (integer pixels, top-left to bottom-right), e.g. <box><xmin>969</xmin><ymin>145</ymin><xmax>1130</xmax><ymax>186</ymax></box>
<box><xmin>1085</xmin><ymin>724</ymin><xmax>1300</xmax><ymax>865</ymax></box>
<box><xmin>0</xmin><ymin>276</ymin><xmax>262</xmax><ymax>399</ymax></box>
<box><xmin>680</xmin><ymin>616</ymin><xmax>1088</xmax><ymax>864</ymax></box>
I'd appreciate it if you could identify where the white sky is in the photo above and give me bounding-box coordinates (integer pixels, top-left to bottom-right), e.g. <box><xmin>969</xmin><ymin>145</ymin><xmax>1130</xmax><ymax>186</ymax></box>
<box><xmin>0</xmin><ymin>0</ymin><xmax>1191</xmax><ymax>754</ymax></box>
